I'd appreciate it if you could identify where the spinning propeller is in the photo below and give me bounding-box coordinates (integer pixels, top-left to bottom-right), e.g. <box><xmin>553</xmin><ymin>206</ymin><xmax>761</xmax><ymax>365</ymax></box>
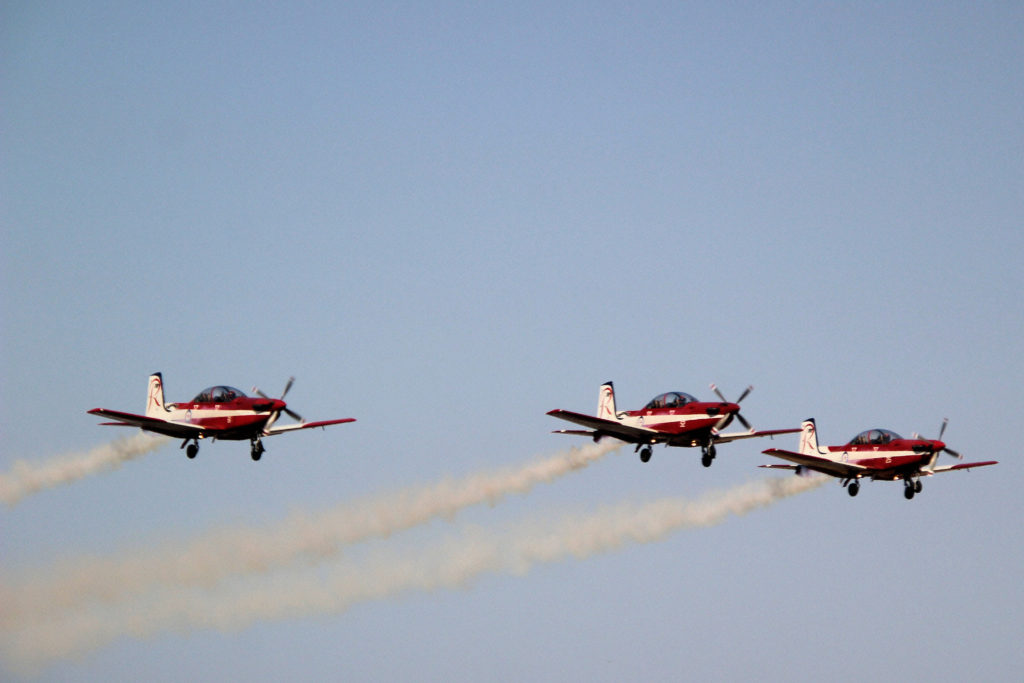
<box><xmin>935</xmin><ymin>418</ymin><xmax>962</xmax><ymax>459</ymax></box>
<box><xmin>914</xmin><ymin>418</ymin><xmax>962</xmax><ymax>461</ymax></box>
<box><xmin>710</xmin><ymin>384</ymin><xmax>753</xmax><ymax>430</ymax></box>
<box><xmin>253</xmin><ymin>377</ymin><xmax>303</xmax><ymax>431</ymax></box>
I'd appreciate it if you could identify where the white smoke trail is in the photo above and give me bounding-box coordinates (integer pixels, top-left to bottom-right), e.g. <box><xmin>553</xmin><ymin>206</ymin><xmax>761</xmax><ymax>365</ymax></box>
<box><xmin>0</xmin><ymin>433</ymin><xmax>169</xmax><ymax>506</ymax></box>
<box><xmin>1</xmin><ymin>475</ymin><xmax>825</xmax><ymax>670</ymax></box>
<box><xmin>1</xmin><ymin>439</ymin><xmax>622</xmax><ymax>623</ymax></box>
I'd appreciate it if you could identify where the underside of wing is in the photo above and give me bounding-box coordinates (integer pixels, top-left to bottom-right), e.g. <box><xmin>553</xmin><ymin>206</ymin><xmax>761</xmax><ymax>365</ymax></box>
<box><xmin>929</xmin><ymin>460</ymin><xmax>998</xmax><ymax>474</ymax></box>
<box><xmin>714</xmin><ymin>427</ymin><xmax>802</xmax><ymax>444</ymax></box>
<box><xmin>761</xmin><ymin>448</ymin><xmax>867</xmax><ymax>479</ymax></box>
<box><xmin>546</xmin><ymin>409</ymin><xmax>659</xmax><ymax>444</ymax></box>
<box><xmin>551</xmin><ymin>429</ymin><xmax>600</xmax><ymax>437</ymax></box>
<box><xmin>87</xmin><ymin>408</ymin><xmax>204</xmax><ymax>439</ymax></box>
<box><xmin>264</xmin><ymin>417</ymin><xmax>356</xmax><ymax>436</ymax></box>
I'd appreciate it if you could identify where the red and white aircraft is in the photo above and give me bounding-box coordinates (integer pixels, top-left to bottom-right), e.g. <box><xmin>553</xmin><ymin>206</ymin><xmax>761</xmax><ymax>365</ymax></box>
<box><xmin>547</xmin><ymin>382</ymin><xmax>799</xmax><ymax>466</ymax></box>
<box><xmin>88</xmin><ymin>373</ymin><xmax>355</xmax><ymax>461</ymax></box>
<box><xmin>761</xmin><ymin>418</ymin><xmax>997</xmax><ymax>499</ymax></box>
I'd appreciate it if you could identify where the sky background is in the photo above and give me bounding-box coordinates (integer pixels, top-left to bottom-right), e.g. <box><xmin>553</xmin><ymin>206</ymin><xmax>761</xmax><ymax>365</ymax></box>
<box><xmin>3</xmin><ymin>1</ymin><xmax>1022</xmax><ymax>680</ymax></box>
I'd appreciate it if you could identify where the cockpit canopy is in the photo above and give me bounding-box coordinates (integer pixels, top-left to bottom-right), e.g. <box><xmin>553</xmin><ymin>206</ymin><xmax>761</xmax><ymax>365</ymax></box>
<box><xmin>847</xmin><ymin>428</ymin><xmax>902</xmax><ymax>446</ymax></box>
<box><xmin>192</xmin><ymin>386</ymin><xmax>247</xmax><ymax>403</ymax></box>
<box><xmin>644</xmin><ymin>392</ymin><xmax>698</xmax><ymax>410</ymax></box>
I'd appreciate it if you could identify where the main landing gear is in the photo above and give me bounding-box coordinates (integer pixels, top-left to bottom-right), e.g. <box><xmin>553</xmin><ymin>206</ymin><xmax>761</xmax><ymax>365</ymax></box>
<box><xmin>847</xmin><ymin>480</ymin><xmax>860</xmax><ymax>497</ymax></box>
<box><xmin>904</xmin><ymin>479</ymin><xmax>922</xmax><ymax>500</ymax></box>
<box><xmin>638</xmin><ymin>445</ymin><xmax>653</xmax><ymax>463</ymax></box>
<box><xmin>181</xmin><ymin>437</ymin><xmax>266</xmax><ymax>461</ymax></box>
<box><xmin>701</xmin><ymin>443</ymin><xmax>716</xmax><ymax>468</ymax></box>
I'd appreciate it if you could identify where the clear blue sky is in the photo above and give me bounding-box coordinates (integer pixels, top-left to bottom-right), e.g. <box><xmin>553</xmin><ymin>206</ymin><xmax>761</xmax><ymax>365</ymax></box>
<box><xmin>3</xmin><ymin>2</ymin><xmax>1022</xmax><ymax>680</ymax></box>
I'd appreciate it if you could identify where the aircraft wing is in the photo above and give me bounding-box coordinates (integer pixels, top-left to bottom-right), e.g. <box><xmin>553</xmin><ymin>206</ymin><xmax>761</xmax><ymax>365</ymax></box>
<box><xmin>546</xmin><ymin>409</ymin><xmax>660</xmax><ymax>444</ymax></box>
<box><xmin>928</xmin><ymin>460</ymin><xmax>998</xmax><ymax>474</ymax></box>
<box><xmin>87</xmin><ymin>408</ymin><xmax>205</xmax><ymax>439</ymax></box>
<box><xmin>761</xmin><ymin>448</ymin><xmax>867</xmax><ymax>479</ymax></box>
<box><xmin>713</xmin><ymin>427</ymin><xmax>801</xmax><ymax>444</ymax></box>
<box><xmin>264</xmin><ymin>418</ymin><xmax>356</xmax><ymax>436</ymax></box>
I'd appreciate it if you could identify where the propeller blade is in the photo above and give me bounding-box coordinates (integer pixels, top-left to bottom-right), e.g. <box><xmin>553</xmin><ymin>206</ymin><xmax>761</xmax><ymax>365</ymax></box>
<box><xmin>281</xmin><ymin>376</ymin><xmax>295</xmax><ymax>400</ymax></box>
<box><xmin>938</xmin><ymin>418</ymin><xmax>948</xmax><ymax>441</ymax></box>
<box><xmin>255</xmin><ymin>378</ymin><xmax>302</xmax><ymax>422</ymax></box>
<box><xmin>711</xmin><ymin>384</ymin><xmax>754</xmax><ymax>430</ymax></box>
<box><xmin>943</xmin><ymin>447</ymin><xmax>963</xmax><ymax>460</ymax></box>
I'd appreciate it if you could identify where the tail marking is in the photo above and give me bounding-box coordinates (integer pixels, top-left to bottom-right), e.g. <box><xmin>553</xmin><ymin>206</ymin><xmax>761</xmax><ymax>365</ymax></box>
<box><xmin>597</xmin><ymin>382</ymin><xmax>619</xmax><ymax>421</ymax></box>
<box><xmin>146</xmin><ymin>373</ymin><xmax>168</xmax><ymax>417</ymax></box>
<box><xmin>798</xmin><ymin>418</ymin><xmax>825</xmax><ymax>455</ymax></box>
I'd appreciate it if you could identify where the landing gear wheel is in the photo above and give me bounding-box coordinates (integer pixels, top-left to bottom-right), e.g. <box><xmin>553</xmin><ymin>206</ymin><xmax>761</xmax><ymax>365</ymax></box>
<box><xmin>848</xmin><ymin>481</ymin><xmax>859</xmax><ymax>497</ymax></box>
<box><xmin>914</xmin><ymin>480</ymin><xmax>922</xmax><ymax>493</ymax></box>
<box><xmin>186</xmin><ymin>443</ymin><xmax>198</xmax><ymax>459</ymax></box>
<box><xmin>904</xmin><ymin>485</ymin><xmax>915</xmax><ymax>500</ymax></box>
<box><xmin>251</xmin><ymin>441</ymin><xmax>264</xmax><ymax>461</ymax></box>
<box><xmin>701</xmin><ymin>444</ymin><xmax>715</xmax><ymax>468</ymax></box>
<box><xmin>639</xmin><ymin>446</ymin><xmax>652</xmax><ymax>463</ymax></box>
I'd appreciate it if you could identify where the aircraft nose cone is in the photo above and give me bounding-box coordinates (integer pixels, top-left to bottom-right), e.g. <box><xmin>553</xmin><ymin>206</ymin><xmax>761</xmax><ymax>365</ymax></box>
<box><xmin>933</xmin><ymin>439</ymin><xmax>946</xmax><ymax>452</ymax></box>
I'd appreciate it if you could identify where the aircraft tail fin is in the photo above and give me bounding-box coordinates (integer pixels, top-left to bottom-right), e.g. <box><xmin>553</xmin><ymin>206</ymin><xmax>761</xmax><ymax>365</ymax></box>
<box><xmin>597</xmin><ymin>382</ymin><xmax>619</xmax><ymax>421</ymax></box>
<box><xmin>146</xmin><ymin>372</ymin><xmax>168</xmax><ymax>417</ymax></box>
<box><xmin>798</xmin><ymin>418</ymin><xmax>827</xmax><ymax>456</ymax></box>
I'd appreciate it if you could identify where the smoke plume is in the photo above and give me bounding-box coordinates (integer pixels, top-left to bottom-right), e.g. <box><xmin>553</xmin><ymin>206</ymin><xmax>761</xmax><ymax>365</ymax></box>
<box><xmin>1</xmin><ymin>474</ymin><xmax>824</xmax><ymax>670</ymax></box>
<box><xmin>0</xmin><ymin>433</ymin><xmax>168</xmax><ymax>506</ymax></box>
<box><xmin>1</xmin><ymin>439</ymin><xmax>621</xmax><ymax>623</ymax></box>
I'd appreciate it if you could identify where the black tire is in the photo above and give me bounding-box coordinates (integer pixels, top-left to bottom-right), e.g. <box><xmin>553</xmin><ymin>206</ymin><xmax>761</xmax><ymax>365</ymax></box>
<box><xmin>186</xmin><ymin>444</ymin><xmax>198</xmax><ymax>459</ymax></box>
<box><xmin>904</xmin><ymin>486</ymin><xmax>915</xmax><ymax>500</ymax></box>
<box><xmin>701</xmin><ymin>454</ymin><xmax>712</xmax><ymax>468</ymax></box>
<box><xmin>914</xmin><ymin>480</ymin><xmax>922</xmax><ymax>493</ymax></box>
<box><xmin>640</xmin><ymin>447</ymin><xmax>652</xmax><ymax>463</ymax></box>
<box><xmin>848</xmin><ymin>482</ymin><xmax>859</xmax><ymax>497</ymax></box>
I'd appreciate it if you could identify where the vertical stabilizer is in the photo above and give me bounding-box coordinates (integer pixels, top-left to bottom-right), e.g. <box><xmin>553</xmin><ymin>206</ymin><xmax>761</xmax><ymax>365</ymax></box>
<box><xmin>597</xmin><ymin>382</ymin><xmax>619</xmax><ymax>421</ymax></box>
<box><xmin>146</xmin><ymin>373</ymin><xmax>167</xmax><ymax>417</ymax></box>
<box><xmin>798</xmin><ymin>418</ymin><xmax>826</xmax><ymax>455</ymax></box>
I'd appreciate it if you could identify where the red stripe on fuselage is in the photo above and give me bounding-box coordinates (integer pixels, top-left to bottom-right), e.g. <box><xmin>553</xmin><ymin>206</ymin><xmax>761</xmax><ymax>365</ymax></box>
<box><xmin>165</xmin><ymin>401</ymin><xmax>271</xmax><ymax>440</ymax></box>
<box><xmin>827</xmin><ymin>446</ymin><xmax>930</xmax><ymax>479</ymax></box>
<box><xmin>621</xmin><ymin>402</ymin><xmax>735</xmax><ymax>438</ymax></box>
